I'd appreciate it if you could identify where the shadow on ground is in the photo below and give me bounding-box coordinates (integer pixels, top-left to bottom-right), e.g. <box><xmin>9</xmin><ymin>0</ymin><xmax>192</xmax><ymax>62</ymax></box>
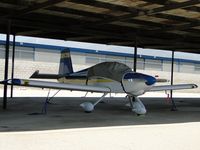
<box><xmin>0</xmin><ymin>97</ymin><xmax>200</xmax><ymax>132</ymax></box>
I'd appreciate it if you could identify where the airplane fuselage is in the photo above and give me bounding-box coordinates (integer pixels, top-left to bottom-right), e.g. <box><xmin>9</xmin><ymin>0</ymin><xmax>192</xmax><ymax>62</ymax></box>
<box><xmin>58</xmin><ymin>71</ymin><xmax>156</xmax><ymax>96</ymax></box>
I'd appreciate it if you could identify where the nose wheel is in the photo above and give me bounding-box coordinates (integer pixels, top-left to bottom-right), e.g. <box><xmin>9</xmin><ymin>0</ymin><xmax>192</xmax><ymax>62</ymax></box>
<box><xmin>127</xmin><ymin>96</ymin><xmax>147</xmax><ymax>115</ymax></box>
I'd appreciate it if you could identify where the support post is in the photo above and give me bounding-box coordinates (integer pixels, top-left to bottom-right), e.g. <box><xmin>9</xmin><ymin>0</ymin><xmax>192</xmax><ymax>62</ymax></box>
<box><xmin>133</xmin><ymin>38</ymin><xmax>137</xmax><ymax>72</ymax></box>
<box><xmin>3</xmin><ymin>20</ymin><xmax>11</xmax><ymax>109</ymax></box>
<box><xmin>170</xmin><ymin>50</ymin><xmax>177</xmax><ymax>111</ymax></box>
<box><xmin>10</xmin><ymin>34</ymin><xmax>16</xmax><ymax>98</ymax></box>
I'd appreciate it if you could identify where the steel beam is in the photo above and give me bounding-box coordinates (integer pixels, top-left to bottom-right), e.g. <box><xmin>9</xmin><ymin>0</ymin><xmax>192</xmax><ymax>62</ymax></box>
<box><xmin>133</xmin><ymin>38</ymin><xmax>137</xmax><ymax>72</ymax></box>
<box><xmin>2</xmin><ymin>0</ymin><xmax>66</xmax><ymax>18</ymax></box>
<box><xmin>68</xmin><ymin>0</ymin><xmax>200</xmax><ymax>25</ymax></box>
<box><xmin>0</xmin><ymin>16</ymin><xmax>198</xmax><ymax>49</ymax></box>
<box><xmin>3</xmin><ymin>20</ymin><xmax>11</xmax><ymax>109</ymax></box>
<box><xmin>10</xmin><ymin>34</ymin><xmax>15</xmax><ymax>98</ymax></box>
<box><xmin>170</xmin><ymin>50</ymin><xmax>177</xmax><ymax>111</ymax></box>
<box><xmin>148</xmin><ymin>0</ymin><xmax>200</xmax><ymax>14</ymax></box>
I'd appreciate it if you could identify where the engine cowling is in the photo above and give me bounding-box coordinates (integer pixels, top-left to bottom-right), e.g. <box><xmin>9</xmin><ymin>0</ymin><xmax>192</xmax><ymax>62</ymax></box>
<box><xmin>122</xmin><ymin>72</ymin><xmax>156</xmax><ymax>96</ymax></box>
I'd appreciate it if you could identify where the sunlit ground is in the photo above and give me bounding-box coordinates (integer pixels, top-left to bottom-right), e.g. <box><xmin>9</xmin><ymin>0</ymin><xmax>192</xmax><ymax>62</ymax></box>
<box><xmin>0</xmin><ymin>89</ymin><xmax>200</xmax><ymax>150</ymax></box>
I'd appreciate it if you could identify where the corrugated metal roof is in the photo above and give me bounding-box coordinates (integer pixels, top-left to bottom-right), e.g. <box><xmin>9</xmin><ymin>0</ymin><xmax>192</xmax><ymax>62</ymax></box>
<box><xmin>0</xmin><ymin>0</ymin><xmax>199</xmax><ymax>53</ymax></box>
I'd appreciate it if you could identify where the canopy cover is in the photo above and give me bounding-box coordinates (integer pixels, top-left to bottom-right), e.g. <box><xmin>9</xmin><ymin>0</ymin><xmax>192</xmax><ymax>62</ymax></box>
<box><xmin>87</xmin><ymin>62</ymin><xmax>132</xmax><ymax>82</ymax></box>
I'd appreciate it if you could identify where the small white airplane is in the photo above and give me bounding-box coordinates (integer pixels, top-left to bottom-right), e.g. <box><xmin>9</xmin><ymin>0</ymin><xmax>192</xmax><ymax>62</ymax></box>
<box><xmin>1</xmin><ymin>49</ymin><xmax>198</xmax><ymax>115</ymax></box>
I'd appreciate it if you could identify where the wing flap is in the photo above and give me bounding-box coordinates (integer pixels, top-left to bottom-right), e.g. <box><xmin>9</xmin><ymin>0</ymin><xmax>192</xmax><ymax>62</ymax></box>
<box><xmin>149</xmin><ymin>84</ymin><xmax>198</xmax><ymax>92</ymax></box>
<box><xmin>4</xmin><ymin>79</ymin><xmax>111</xmax><ymax>93</ymax></box>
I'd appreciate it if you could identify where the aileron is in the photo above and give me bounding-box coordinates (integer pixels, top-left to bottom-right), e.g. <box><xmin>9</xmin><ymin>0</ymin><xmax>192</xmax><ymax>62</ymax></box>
<box><xmin>149</xmin><ymin>84</ymin><xmax>197</xmax><ymax>92</ymax></box>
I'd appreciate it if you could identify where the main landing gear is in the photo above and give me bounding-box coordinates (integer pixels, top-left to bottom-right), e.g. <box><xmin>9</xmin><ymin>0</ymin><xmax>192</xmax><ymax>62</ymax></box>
<box><xmin>80</xmin><ymin>93</ymin><xmax>108</xmax><ymax>113</ymax></box>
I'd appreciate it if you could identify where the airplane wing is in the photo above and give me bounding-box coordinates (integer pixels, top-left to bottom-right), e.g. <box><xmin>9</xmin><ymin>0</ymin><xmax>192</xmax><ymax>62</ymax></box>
<box><xmin>149</xmin><ymin>84</ymin><xmax>197</xmax><ymax>92</ymax></box>
<box><xmin>1</xmin><ymin>79</ymin><xmax>111</xmax><ymax>93</ymax></box>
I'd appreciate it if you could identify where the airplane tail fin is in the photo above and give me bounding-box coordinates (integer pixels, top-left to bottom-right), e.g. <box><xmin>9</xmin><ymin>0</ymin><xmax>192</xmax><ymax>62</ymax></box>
<box><xmin>59</xmin><ymin>49</ymin><xmax>73</xmax><ymax>76</ymax></box>
<box><xmin>30</xmin><ymin>49</ymin><xmax>73</xmax><ymax>79</ymax></box>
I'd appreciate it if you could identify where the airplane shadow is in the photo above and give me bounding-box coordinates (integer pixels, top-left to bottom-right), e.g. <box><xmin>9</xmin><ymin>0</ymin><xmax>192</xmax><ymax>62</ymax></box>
<box><xmin>0</xmin><ymin>97</ymin><xmax>200</xmax><ymax>132</ymax></box>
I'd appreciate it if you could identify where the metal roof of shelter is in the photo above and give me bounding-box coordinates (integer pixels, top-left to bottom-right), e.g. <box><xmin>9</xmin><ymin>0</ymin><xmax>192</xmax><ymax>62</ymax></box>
<box><xmin>0</xmin><ymin>0</ymin><xmax>200</xmax><ymax>53</ymax></box>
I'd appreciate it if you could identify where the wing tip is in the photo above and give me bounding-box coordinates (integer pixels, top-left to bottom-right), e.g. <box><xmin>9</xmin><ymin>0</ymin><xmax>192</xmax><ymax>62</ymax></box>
<box><xmin>30</xmin><ymin>70</ymin><xmax>39</xmax><ymax>78</ymax></box>
<box><xmin>193</xmin><ymin>84</ymin><xmax>198</xmax><ymax>88</ymax></box>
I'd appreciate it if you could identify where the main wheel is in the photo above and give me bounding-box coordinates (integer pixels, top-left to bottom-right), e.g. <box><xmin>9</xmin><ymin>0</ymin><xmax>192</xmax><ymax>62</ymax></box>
<box><xmin>80</xmin><ymin>102</ymin><xmax>94</xmax><ymax>113</ymax></box>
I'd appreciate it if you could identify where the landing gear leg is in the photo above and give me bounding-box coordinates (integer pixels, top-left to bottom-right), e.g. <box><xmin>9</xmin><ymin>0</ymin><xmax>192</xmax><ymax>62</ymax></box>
<box><xmin>41</xmin><ymin>89</ymin><xmax>61</xmax><ymax>114</ymax></box>
<box><xmin>82</xmin><ymin>92</ymin><xmax>88</xmax><ymax>98</ymax></box>
<box><xmin>171</xmin><ymin>98</ymin><xmax>178</xmax><ymax>111</ymax></box>
<box><xmin>80</xmin><ymin>93</ymin><xmax>108</xmax><ymax>113</ymax></box>
<box><xmin>165</xmin><ymin>90</ymin><xmax>177</xmax><ymax>111</ymax></box>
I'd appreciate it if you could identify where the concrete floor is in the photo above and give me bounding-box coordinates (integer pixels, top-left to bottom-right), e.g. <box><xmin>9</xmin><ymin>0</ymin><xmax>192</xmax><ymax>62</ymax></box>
<box><xmin>0</xmin><ymin>97</ymin><xmax>200</xmax><ymax>131</ymax></box>
<box><xmin>0</xmin><ymin>97</ymin><xmax>200</xmax><ymax>150</ymax></box>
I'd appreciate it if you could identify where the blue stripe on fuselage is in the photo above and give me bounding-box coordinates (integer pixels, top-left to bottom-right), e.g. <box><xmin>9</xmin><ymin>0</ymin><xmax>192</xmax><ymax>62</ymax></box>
<box><xmin>12</xmin><ymin>79</ymin><xmax>21</xmax><ymax>85</ymax></box>
<box><xmin>123</xmin><ymin>72</ymin><xmax>156</xmax><ymax>86</ymax></box>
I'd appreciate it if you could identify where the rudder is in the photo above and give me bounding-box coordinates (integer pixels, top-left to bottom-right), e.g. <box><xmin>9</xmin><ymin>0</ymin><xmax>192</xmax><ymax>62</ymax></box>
<box><xmin>59</xmin><ymin>49</ymin><xmax>73</xmax><ymax>75</ymax></box>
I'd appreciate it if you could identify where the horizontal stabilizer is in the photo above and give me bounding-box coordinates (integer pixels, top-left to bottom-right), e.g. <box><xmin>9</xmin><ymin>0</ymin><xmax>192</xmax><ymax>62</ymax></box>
<box><xmin>156</xmin><ymin>78</ymin><xmax>169</xmax><ymax>82</ymax></box>
<box><xmin>149</xmin><ymin>84</ymin><xmax>198</xmax><ymax>92</ymax></box>
<box><xmin>3</xmin><ymin>79</ymin><xmax>111</xmax><ymax>93</ymax></box>
<box><xmin>30</xmin><ymin>70</ymin><xmax>60</xmax><ymax>79</ymax></box>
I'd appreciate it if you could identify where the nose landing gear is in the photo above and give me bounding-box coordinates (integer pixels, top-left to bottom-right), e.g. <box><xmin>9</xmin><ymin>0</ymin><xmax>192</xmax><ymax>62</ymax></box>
<box><xmin>127</xmin><ymin>96</ymin><xmax>147</xmax><ymax>115</ymax></box>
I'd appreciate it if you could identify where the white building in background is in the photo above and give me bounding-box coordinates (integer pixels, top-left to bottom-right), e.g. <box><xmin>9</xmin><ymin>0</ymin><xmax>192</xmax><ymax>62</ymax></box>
<box><xmin>0</xmin><ymin>36</ymin><xmax>200</xmax><ymax>76</ymax></box>
<box><xmin>0</xmin><ymin>35</ymin><xmax>200</xmax><ymax>95</ymax></box>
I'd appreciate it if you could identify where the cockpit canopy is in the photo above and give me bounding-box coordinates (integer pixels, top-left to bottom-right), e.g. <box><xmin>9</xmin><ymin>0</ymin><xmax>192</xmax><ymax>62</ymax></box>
<box><xmin>87</xmin><ymin>62</ymin><xmax>132</xmax><ymax>82</ymax></box>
